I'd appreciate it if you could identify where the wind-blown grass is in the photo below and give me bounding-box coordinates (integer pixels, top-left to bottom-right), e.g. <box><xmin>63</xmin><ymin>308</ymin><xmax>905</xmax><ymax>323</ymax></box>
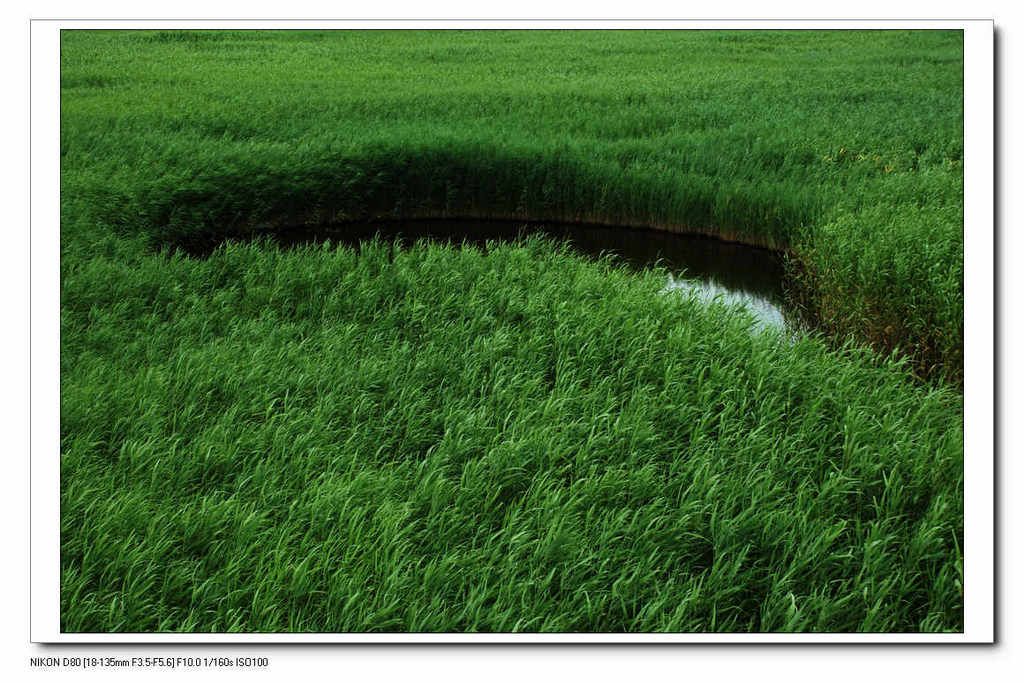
<box><xmin>62</xmin><ymin>238</ymin><xmax>962</xmax><ymax>632</ymax></box>
<box><xmin>59</xmin><ymin>29</ymin><xmax>965</xmax><ymax>633</ymax></box>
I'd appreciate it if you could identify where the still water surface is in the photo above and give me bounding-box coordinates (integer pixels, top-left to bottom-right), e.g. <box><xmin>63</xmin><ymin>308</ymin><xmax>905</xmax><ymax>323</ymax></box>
<box><xmin>191</xmin><ymin>219</ymin><xmax>793</xmax><ymax>333</ymax></box>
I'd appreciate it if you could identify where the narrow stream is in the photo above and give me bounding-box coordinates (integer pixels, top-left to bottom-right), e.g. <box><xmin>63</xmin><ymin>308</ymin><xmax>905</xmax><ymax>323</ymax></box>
<box><xmin>183</xmin><ymin>218</ymin><xmax>794</xmax><ymax>333</ymax></box>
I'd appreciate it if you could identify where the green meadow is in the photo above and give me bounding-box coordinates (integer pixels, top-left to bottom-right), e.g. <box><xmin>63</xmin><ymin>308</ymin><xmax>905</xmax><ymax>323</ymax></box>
<box><xmin>60</xmin><ymin>29</ymin><xmax>964</xmax><ymax>633</ymax></box>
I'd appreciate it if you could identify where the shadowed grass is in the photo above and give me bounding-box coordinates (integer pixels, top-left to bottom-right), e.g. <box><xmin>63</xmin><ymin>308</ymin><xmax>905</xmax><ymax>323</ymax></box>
<box><xmin>60</xmin><ymin>29</ymin><xmax>964</xmax><ymax>380</ymax></box>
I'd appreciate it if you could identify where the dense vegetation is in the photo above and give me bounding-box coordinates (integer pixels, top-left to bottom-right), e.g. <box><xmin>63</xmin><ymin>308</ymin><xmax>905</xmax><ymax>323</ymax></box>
<box><xmin>60</xmin><ymin>30</ymin><xmax>964</xmax><ymax>633</ymax></box>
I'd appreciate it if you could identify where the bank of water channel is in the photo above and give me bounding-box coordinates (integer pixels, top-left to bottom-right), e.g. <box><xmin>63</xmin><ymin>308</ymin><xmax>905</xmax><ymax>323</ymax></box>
<box><xmin>186</xmin><ymin>219</ymin><xmax>797</xmax><ymax>335</ymax></box>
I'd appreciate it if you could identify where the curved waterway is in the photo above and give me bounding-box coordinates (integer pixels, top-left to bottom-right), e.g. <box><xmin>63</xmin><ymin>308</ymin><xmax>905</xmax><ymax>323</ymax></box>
<box><xmin>184</xmin><ymin>219</ymin><xmax>794</xmax><ymax>334</ymax></box>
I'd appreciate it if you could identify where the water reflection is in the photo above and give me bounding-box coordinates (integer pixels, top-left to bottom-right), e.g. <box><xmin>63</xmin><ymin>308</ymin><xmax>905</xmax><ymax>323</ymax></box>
<box><xmin>661</xmin><ymin>274</ymin><xmax>788</xmax><ymax>334</ymax></box>
<box><xmin>186</xmin><ymin>218</ymin><xmax>794</xmax><ymax>333</ymax></box>
<box><xmin>532</xmin><ymin>222</ymin><xmax>792</xmax><ymax>335</ymax></box>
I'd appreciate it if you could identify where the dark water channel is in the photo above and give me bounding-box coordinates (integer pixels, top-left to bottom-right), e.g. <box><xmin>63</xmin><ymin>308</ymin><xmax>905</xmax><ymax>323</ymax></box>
<box><xmin>186</xmin><ymin>219</ymin><xmax>793</xmax><ymax>333</ymax></box>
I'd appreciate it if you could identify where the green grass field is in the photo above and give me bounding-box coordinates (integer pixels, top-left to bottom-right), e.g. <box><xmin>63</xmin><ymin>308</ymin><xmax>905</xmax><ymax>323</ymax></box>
<box><xmin>60</xmin><ymin>29</ymin><xmax>964</xmax><ymax>633</ymax></box>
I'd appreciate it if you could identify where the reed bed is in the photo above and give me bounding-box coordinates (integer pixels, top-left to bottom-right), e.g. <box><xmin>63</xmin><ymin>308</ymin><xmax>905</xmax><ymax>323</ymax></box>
<box><xmin>60</xmin><ymin>29</ymin><xmax>964</xmax><ymax>632</ymax></box>
<box><xmin>61</xmin><ymin>29</ymin><xmax>963</xmax><ymax>378</ymax></box>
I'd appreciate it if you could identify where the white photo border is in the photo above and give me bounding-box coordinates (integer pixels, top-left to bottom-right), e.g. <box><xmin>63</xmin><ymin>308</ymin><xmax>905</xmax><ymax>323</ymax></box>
<box><xmin>31</xmin><ymin>18</ymin><xmax>994</xmax><ymax>644</ymax></box>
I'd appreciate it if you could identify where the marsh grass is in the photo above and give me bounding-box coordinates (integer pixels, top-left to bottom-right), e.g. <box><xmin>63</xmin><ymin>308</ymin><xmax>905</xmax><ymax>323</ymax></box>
<box><xmin>60</xmin><ymin>28</ymin><xmax>964</xmax><ymax>380</ymax></box>
<box><xmin>61</xmin><ymin>237</ymin><xmax>963</xmax><ymax>632</ymax></box>
<box><xmin>59</xmin><ymin>30</ymin><xmax>965</xmax><ymax>633</ymax></box>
